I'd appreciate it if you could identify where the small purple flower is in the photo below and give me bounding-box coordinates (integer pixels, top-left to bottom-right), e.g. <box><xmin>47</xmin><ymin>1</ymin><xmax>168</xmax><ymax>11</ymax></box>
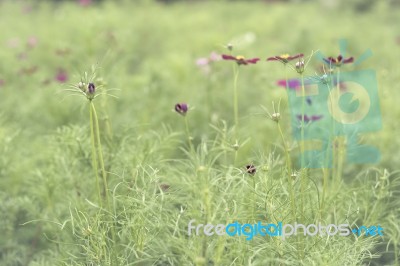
<box><xmin>296</xmin><ymin>114</ymin><xmax>323</xmax><ymax>123</ymax></box>
<box><xmin>55</xmin><ymin>69</ymin><xmax>68</xmax><ymax>83</ymax></box>
<box><xmin>175</xmin><ymin>103</ymin><xmax>188</xmax><ymax>116</ymax></box>
<box><xmin>245</xmin><ymin>164</ymin><xmax>256</xmax><ymax>175</ymax></box>
<box><xmin>276</xmin><ymin>79</ymin><xmax>301</xmax><ymax>90</ymax></box>
<box><xmin>88</xmin><ymin>83</ymin><xmax>95</xmax><ymax>94</ymax></box>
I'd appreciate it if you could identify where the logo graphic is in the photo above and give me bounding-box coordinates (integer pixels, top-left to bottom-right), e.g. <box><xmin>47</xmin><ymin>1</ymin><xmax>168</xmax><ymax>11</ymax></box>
<box><xmin>287</xmin><ymin>39</ymin><xmax>382</xmax><ymax>168</ymax></box>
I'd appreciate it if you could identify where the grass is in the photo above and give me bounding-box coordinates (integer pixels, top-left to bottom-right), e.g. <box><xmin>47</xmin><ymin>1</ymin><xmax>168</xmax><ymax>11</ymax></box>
<box><xmin>0</xmin><ymin>0</ymin><xmax>400</xmax><ymax>265</ymax></box>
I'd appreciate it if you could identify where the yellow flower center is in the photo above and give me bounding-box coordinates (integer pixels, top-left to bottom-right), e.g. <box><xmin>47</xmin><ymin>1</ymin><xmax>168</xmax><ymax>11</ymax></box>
<box><xmin>280</xmin><ymin>54</ymin><xmax>290</xmax><ymax>59</ymax></box>
<box><xmin>236</xmin><ymin>55</ymin><xmax>245</xmax><ymax>60</ymax></box>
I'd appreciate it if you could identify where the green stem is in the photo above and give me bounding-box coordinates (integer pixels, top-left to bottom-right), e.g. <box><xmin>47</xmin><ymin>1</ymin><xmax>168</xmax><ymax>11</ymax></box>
<box><xmin>89</xmin><ymin>103</ymin><xmax>102</xmax><ymax>205</ymax></box>
<box><xmin>335</xmin><ymin>68</ymin><xmax>343</xmax><ymax>183</ymax></box>
<box><xmin>300</xmin><ymin>74</ymin><xmax>307</xmax><ymax>223</ymax></box>
<box><xmin>91</xmin><ymin>102</ymin><xmax>110</xmax><ymax>206</ymax></box>
<box><xmin>300</xmin><ymin>74</ymin><xmax>306</xmax><ymax>168</ymax></box>
<box><xmin>278</xmin><ymin>122</ymin><xmax>295</xmax><ymax>220</ymax></box>
<box><xmin>232</xmin><ymin>65</ymin><xmax>239</xmax><ymax>137</ymax></box>
<box><xmin>283</xmin><ymin>65</ymin><xmax>296</xmax><ymax>221</ymax></box>
<box><xmin>184</xmin><ymin>115</ymin><xmax>194</xmax><ymax>154</ymax></box>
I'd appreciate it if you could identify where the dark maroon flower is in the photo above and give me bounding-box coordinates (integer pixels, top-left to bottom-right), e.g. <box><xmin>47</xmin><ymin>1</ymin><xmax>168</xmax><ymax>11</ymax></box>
<box><xmin>222</xmin><ymin>54</ymin><xmax>259</xmax><ymax>65</ymax></box>
<box><xmin>55</xmin><ymin>69</ymin><xmax>68</xmax><ymax>83</ymax></box>
<box><xmin>88</xmin><ymin>83</ymin><xmax>95</xmax><ymax>94</ymax></box>
<box><xmin>324</xmin><ymin>55</ymin><xmax>354</xmax><ymax>67</ymax></box>
<box><xmin>296</xmin><ymin>114</ymin><xmax>323</xmax><ymax>123</ymax></box>
<box><xmin>267</xmin><ymin>53</ymin><xmax>303</xmax><ymax>64</ymax></box>
<box><xmin>175</xmin><ymin>103</ymin><xmax>188</xmax><ymax>116</ymax></box>
<box><xmin>245</xmin><ymin>164</ymin><xmax>256</xmax><ymax>175</ymax></box>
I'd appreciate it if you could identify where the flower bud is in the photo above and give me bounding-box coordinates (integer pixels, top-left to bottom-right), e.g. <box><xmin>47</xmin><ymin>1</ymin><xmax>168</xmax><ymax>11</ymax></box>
<box><xmin>271</xmin><ymin>112</ymin><xmax>281</xmax><ymax>122</ymax></box>
<box><xmin>245</xmin><ymin>164</ymin><xmax>256</xmax><ymax>175</ymax></box>
<box><xmin>88</xmin><ymin>83</ymin><xmax>95</xmax><ymax>94</ymax></box>
<box><xmin>175</xmin><ymin>103</ymin><xmax>188</xmax><ymax>116</ymax></box>
<box><xmin>295</xmin><ymin>60</ymin><xmax>305</xmax><ymax>74</ymax></box>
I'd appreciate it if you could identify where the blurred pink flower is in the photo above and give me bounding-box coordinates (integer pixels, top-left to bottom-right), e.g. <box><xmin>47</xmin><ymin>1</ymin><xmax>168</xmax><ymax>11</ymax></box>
<box><xmin>196</xmin><ymin>52</ymin><xmax>221</xmax><ymax>74</ymax></box>
<box><xmin>27</xmin><ymin>36</ymin><xmax>38</xmax><ymax>49</ymax></box>
<box><xmin>78</xmin><ymin>0</ymin><xmax>92</xmax><ymax>6</ymax></box>
<box><xmin>0</xmin><ymin>79</ymin><xmax>4</xmax><ymax>87</ymax></box>
<box><xmin>7</xmin><ymin>38</ymin><xmax>20</xmax><ymax>48</ymax></box>
<box><xmin>55</xmin><ymin>69</ymin><xmax>68</xmax><ymax>83</ymax></box>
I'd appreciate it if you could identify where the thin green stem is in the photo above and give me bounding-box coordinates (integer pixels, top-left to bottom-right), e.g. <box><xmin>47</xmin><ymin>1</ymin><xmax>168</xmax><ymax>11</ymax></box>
<box><xmin>184</xmin><ymin>115</ymin><xmax>195</xmax><ymax>154</ymax></box>
<box><xmin>232</xmin><ymin>65</ymin><xmax>240</xmax><ymax>137</ymax></box>
<box><xmin>277</xmin><ymin>122</ymin><xmax>295</xmax><ymax>220</ymax></box>
<box><xmin>89</xmin><ymin>103</ymin><xmax>102</xmax><ymax>205</ymax></box>
<box><xmin>283</xmin><ymin>65</ymin><xmax>296</xmax><ymax>220</ymax></box>
<box><xmin>300</xmin><ymin>74</ymin><xmax>306</xmax><ymax>168</ymax></box>
<box><xmin>335</xmin><ymin>68</ymin><xmax>344</xmax><ymax>183</ymax></box>
<box><xmin>300</xmin><ymin>74</ymin><xmax>307</xmax><ymax>225</ymax></box>
<box><xmin>91</xmin><ymin>102</ymin><xmax>110</xmax><ymax>206</ymax></box>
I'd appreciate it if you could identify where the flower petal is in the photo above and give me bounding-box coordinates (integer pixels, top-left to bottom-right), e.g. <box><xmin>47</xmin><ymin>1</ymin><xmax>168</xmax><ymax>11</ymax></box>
<box><xmin>222</xmin><ymin>54</ymin><xmax>236</xmax><ymax>60</ymax></box>
<box><xmin>266</xmin><ymin>56</ymin><xmax>279</xmax><ymax>61</ymax></box>
<box><xmin>343</xmin><ymin>57</ymin><xmax>354</xmax><ymax>64</ymax></box>
<box><xmin>288</xmin><ymin>53</ymin><xmax>304</xmax><ymax>60</ymax></box>
<box><xmin>246</xmin><ymin>58</ymin><xmax>260</xmax><ymax>64</ymax></box>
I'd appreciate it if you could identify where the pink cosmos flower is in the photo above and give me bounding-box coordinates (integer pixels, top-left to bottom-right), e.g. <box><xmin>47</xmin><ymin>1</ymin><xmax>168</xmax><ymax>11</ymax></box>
<box><xmin>55</xmin><ymin>69</ymin><xmax>68</xmax><ymax>83</ymax></box>
<box><xmin>78</xmin><ymin>0</ymin><xmax>92</xmax><ymax>6</ymax></box>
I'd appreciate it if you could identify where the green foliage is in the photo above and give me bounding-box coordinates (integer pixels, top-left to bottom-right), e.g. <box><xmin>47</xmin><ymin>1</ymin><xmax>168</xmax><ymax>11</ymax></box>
<box><xmin>0</xmin><ymin>0</ymin><xmax>399</xmax><ymax>265</ymax></box>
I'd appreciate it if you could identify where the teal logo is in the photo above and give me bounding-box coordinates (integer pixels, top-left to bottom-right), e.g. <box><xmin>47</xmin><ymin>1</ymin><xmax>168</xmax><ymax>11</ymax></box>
<box><xmin>287</xmin><ymin>40</ymin><xmax>382</xmax><ymax>168</ymax></box>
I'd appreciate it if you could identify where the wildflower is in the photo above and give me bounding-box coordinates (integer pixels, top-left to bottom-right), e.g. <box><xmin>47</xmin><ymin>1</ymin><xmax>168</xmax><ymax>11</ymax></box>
<box><xmin>221</xmin><ymin>54</ymin><xmax>259</xmax><ymax>65</ymax></box>
<box><xmin>55</xmin><ymin>69</ymin><xmax>68</xmax><ymax>83</ymax></box>
<box><xmin>196</xmin><ymin>52</ymin><xmax>221</xmax><ymax>74</ymax></box>
<box><xmin>263</xmin><ymin>100</ymin><xmax>282</xmax><ymax>123</ymax></box>
<box><xmin>245</xmin><ymin>164</ymin><xmax>256</xmax><ymax>175</ymax></box>
<box><xmin>324</xmin><ymin>55</ymin><xmax>354</xmax><ymax>67</ymax></box>
<box><xmin>276</xmin><ymin>79</ymin><xmax>301</xmax><ymax>90</ymax></box>
<box><xmin>175</xmin><ymin>103</ymin><xmax>188</xmax><ymax>116</ymax></box>
<box><xmin>27</xmin><ymin>36</ymin><xmax>38</xmax><ymax>49</ymax></box>
<box><xmin>295</xmin><ymin>60</ymin><xmax>305</xmax><ymax>74</ymax></box>
<box><xmin>267</xmin><ymin>53</ymin><xmax>303</xmax><ymax>64</ymax></box>
<box><xmin>0</xmin><ymin>79</ymin><xmax>4</xmax><ymax>87</ymax></box>
<box><xmin>296</xmin><ymin>114</ymin><xmax>323</xmax><ymax>123</ymax></box>
<box><xmin>78</xmin><ymin>0</ymin><xmax>92</xmax><ymax>6</ymax></box>
<box><xmin>88</xmin><ymin>83</ymin><xmax>95</xmax><ymax>94</ymax></box>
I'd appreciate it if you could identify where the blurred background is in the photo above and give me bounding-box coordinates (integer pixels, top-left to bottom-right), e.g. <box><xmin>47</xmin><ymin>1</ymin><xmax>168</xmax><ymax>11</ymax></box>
<box><xmin>0</xmin><ymin>0</ymin><xmax>399</xmax><ymax>265</ymax></box>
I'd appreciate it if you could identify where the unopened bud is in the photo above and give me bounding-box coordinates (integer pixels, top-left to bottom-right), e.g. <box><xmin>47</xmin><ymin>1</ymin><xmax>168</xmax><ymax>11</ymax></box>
<box><xmin>295</xmin><ymin>60</ymin><xmax>305</xmax><ymax>74</ymax></box>
<box><xmin>88</xmin><ymin>83</ymin><xmax>95</xmax><ymax>94</ymax></box>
